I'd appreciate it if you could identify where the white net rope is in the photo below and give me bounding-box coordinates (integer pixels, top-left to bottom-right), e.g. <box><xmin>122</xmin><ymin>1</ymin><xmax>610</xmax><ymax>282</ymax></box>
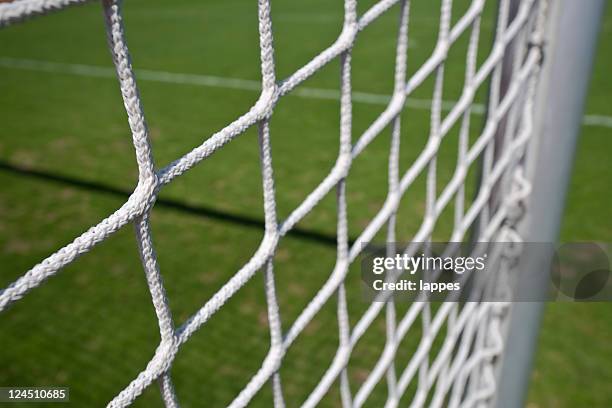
<box><xmin>0</xmin><ymin>0</ymin><xmax>549</xmax><ymax>406</ymax></box>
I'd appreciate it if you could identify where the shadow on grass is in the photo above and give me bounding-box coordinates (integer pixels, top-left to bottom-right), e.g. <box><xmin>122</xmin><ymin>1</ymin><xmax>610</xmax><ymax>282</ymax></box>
<box><xmin>0</xmin><ymin>160</ymin><xmax>356</xmax><ymax>248</ymax></box>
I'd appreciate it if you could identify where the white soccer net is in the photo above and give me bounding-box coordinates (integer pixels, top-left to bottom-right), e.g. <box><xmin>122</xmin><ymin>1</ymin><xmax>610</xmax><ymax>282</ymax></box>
<box><xmin>0</xmin><ymin>0</ymin><xmax>550</xmax><ymax>406</ymax></box>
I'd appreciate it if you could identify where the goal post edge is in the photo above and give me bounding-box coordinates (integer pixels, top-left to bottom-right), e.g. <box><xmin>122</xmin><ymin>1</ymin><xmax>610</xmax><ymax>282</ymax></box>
<box><xmin>493</xmin><ymin>0</ymin><xmax>606</xmax><ymax>407</ymax></box>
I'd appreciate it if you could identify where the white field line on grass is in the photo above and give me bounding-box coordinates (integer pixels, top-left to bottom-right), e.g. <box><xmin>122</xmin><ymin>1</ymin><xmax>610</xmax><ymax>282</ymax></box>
<box><xmin>1</xmin><ymin>57</ymin><xmax>611</xmax><ymax>128</ymax></box>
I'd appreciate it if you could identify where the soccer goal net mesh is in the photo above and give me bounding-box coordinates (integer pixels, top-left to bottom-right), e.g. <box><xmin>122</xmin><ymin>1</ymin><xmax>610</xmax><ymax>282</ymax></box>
<box><xmin>0</xmin><ymin>0</ymin><xmax>549</xmax><ymax>406</ymax></box>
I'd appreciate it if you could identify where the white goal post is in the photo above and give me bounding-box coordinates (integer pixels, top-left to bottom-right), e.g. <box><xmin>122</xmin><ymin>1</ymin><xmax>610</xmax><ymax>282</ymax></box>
<box><xmin>0</xmin><ymin>0</ymin><xmax>602</xmax><ymax>407</ymax></box>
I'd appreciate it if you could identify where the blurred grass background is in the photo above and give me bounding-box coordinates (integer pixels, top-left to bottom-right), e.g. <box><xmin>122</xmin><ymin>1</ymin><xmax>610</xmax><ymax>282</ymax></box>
<box><xmin>0</xmin><ymin>0</ymin><xmax>610</xmax><ymax>406</ymax></box>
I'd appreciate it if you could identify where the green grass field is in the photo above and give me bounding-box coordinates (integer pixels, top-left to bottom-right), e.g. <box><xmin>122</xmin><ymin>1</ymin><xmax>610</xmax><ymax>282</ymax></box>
<box><xmin>0</xmin><ymin>0</ymin><xmax>610</xmax><ymax>407</ymax></box>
